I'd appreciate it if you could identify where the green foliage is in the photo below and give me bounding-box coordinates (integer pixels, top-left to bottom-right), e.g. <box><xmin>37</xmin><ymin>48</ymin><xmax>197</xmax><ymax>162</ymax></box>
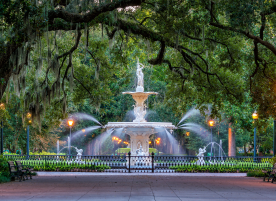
<box><xmin>169</xmin><ymin>160</ymin><xmax>272</xmax><ymax>173</ymax></box>
<box><xmin>29</xmin><ymin>151</ymin><xmax>65</xmax><ymax>155</ymax></box>
<box><xmin>270</xmin><ymin>155</ymin><xmax>276</xmax><ymax>165</ymax></box>
<box><xmin>247</xmin><ymin>170</ymin><xmax>265</xmax><ymax>177</ymax></box>
<box><xmin>0</xmin><ymin>154</ymin><xmax>10</xmax><ymax>183</ymax></box>
<box><xmin>1</xmin><ymin>0</ymin><xmax>276</xmax><ymax>157</ymax></box>
<box><xmin>117</xmin><ymin>148</ymin><xmax>130</xmax><ymax>154</ymax></box>
<box><xmin>4</xmin><ymin>157</ymin><xmax>112</xmax><ymax>172</ymax></box>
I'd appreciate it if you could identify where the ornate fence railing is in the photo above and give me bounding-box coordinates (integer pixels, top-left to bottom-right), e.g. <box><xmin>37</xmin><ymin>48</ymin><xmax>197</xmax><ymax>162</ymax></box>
<box><xmin>4</xmin><ymin>154</ymin><xmax>273</xmax><ymax>173</ymax></box>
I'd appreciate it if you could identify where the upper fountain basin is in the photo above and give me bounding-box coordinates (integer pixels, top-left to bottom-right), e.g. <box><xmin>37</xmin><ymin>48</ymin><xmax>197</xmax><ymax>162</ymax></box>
<box><xmin>122</xmin><ymin>92</ymin><xmax>158</xmax><ymax>103</ymax></box>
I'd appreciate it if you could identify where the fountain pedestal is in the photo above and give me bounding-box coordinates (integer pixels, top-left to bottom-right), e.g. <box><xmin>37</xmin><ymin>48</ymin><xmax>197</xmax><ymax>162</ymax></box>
<box><xmin>106</xmin><ymin>122</ymin><xmax>176</xmax><ymax>156</ymax></box>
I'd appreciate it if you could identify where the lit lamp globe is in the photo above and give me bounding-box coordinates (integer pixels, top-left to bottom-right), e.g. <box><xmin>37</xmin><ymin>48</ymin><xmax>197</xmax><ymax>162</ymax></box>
<box><xmin>68</xmin><ymin>118</ymin><xmax>74</xmax><ymax>127</ymax></box>
<box><xmin>252</xmin><ymin>111</ymin><xmax>258</xmax><ymax>120</ymax></box>
<box><xmin>208</xmin><ymin>120</ymin><xmax>215</xmax><ymax>127</ymax></box>
<box><xmin>0</xmin><ymin>103</ymin><xmax>5</xmax><ymax>110</ymax></box>
<box><xmin>26</xmin><ymin>112</ymin><xmax>32</xmax><ymax>124</ymax></box>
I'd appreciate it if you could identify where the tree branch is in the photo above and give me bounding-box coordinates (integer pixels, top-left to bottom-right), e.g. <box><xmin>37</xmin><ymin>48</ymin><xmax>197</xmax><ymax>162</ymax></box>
<box><xmin>148</xmin><ymin>41</ymin><xmax>165</xmax><ymax>65</ymax></box>
<box><xmin>48</xmin><ymin>0</ymin><xmax>144</xmax><ymax>24</ymax></box>
<box><xmin>210</xmin><ymin>22</ymin><xmax>276</xmax><ymax>56</ymax></box>
<box><xmin>73</xmin><ymin>74</ymin><xmax>93</xmax><ymax>97</ymax></box>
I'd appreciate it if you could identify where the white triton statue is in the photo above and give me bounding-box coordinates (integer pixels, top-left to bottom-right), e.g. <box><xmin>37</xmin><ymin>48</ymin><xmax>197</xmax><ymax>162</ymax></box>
<box><xmin>136</xmin><ymin>59</ymin><xmax>144</xmax><ymax>92</ymax></box>
<box><xmin>75</xmin><ymin>147</ymin><xmax>83</xmax><ymax>162</ymax></box>
<box><xmin>196</xmin><ymin>147</ymin><xmax>206</xmax><ymax>165</ymax></box>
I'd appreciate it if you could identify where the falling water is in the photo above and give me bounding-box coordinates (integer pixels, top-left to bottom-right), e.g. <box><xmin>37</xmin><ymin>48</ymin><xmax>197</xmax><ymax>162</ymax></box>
<box><xmin>112</xmin><ymin>128</ymin><xmax>125</xmax><ymax>139</ymax></box>
<box><xmin>154</xmin><ymin>127</ymin><xmax>185</xmax><ymax>155</ymax></box>
<box><xmin>57</xmin><ymin>140</ymin><xmax>59</xmax><ymax>154</ymax></box>
<box><xmin>94</xmin><ymin>128</ymin><xmax>115</xmax><ymax>146</ymax></box>
<box><xmin>164</xmin><ymin>128</ymin><xmax>185</xmax><ymax>154</ymax></box>
<box><xmin>123</xmin><ymin>110</ymin><xmax>135</xmax><ymax>122</ymax></box>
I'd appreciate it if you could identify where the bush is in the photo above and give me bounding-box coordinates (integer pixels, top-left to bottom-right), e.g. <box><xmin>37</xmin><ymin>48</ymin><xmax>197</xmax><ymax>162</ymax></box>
<box><xmin>116</xmin><ymin>148</ymin><xmax>130</xmax><ymax>154</ymax></box>
<box><xmin>30</xmin><ymin>151</ymin><xmax>58</xmax><ymax>155</ymax></box>
<box><xmin>3</xmin><ymin>152</ymin><xmax>19</xmax><ymax>155</ymax></box>
<box><xmin>269</xmin><ymin>155</ymin><xmax>276</xmax><ymax>165</ymax></box>
<box><xmin>0</xmin><ymin>154</ymin><xmax>10</xmax><ymax>183</ymax></box>
<box><xmin>247</xmin><ymin>170</ymin><xmax>265</xmax><ymax>177</ymax></box>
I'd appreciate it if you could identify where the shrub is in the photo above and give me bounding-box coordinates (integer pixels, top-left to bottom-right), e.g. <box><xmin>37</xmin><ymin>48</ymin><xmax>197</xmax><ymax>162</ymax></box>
<box><xmin>247</xmin><ymin>170</ymin><xmax>265</xmax><ymax>177</ymax></box>
<box><xmin>0</xmin><ymin>154</ymin><xmax>10</xmax><ymax>183</ymax></box>
<box><xmin>269</xmin><ymin>155</ymin><xmax>276</xmax><ymax>165</ymax></box>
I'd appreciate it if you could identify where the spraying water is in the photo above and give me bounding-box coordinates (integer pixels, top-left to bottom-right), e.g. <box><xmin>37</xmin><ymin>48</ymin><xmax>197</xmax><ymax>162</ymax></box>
<box><xmin>179</xmin><ymin>123</ymin><xmax>210</xmax><ymax>137</ymax></box>
<box><xmin>72</xmin><ymin>113</ymin><xmax>102</xmax><ymax>126</ymax></box>
<box><xmin>177</xmin><ymin>107</ymin><xmax>200</xmax><ymax>126</ymax></box>
<box><xmin>71</xmin><ymin>126</ymin><xmax>101</xmax><ymax>140</ymax></box>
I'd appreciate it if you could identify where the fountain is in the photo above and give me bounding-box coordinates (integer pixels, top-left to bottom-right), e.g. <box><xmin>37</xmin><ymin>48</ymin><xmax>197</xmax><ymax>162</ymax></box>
<box><xmin>65</xmin><ymin>59</ymin><xmax>226</xmax><ymax>164</ymax></box>
<box><xmin>104</xmin><ymin>59</ymin><xmax>176</xmax><ymax>156</ymax></box>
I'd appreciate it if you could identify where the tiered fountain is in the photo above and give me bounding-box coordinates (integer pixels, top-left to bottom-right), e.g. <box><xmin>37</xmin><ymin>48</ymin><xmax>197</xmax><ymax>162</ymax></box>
<box><xmin>104</xmin><ymin>59</ymin><xmax>176</xmax><ymax>156</ymax></box>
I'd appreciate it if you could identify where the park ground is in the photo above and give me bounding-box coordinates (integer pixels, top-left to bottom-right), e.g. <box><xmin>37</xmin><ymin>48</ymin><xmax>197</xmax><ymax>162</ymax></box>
<box><xmin>0</xmin><ymin>175</ymin><xmax>275</xmax><ymax>201</ymax></box>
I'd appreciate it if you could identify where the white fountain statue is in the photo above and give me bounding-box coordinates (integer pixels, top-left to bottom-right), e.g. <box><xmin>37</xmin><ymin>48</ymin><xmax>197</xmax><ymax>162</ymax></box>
<box><xmin>136</xmin><ymin>59</ymin><xmax>144</xmax><ymax>92</ymax></box>
<box><xmin>196</xmin><ymin>147</ymin><xmax>206</xmax><ymax>165</ymax></box>
<box><xmin>136</xmin><ymin>145</ymin><xmax>145</xmax><ymax>156</ymax></box>
<box><xmin>74</xmin><ymin>147</ymin><xmax>84</xmax><ymax>163</ymax></box>
<box><xmin>104</xmin><ymin>59</ymin><xmax>176</xmax><ymax>158</ymax></box>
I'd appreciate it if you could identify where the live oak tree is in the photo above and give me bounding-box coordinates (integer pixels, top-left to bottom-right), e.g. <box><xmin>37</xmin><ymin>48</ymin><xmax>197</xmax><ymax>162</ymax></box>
<box><xmin>1</xmin><ymin>0</ymin><xmax>276</xmax><ymax>124</ymax></box>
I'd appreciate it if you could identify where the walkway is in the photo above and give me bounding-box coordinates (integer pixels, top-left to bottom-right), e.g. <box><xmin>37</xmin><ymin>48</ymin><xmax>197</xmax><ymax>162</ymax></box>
<box><xmin>0</xmin><ymin>175</ymin><xmax>275</xmax><ymax>201</ymax></box>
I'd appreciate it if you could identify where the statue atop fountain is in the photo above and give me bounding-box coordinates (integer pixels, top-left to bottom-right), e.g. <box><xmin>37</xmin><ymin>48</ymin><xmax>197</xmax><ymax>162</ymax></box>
<box><xmin>136</xmin><ymin>59</ymin><xmax>144</xmax><ymax>92</ymax></box>
<box><xmin>122</xmin><ymin>59</ymin><xmax>158</xmax><ymax>123</ymax></box>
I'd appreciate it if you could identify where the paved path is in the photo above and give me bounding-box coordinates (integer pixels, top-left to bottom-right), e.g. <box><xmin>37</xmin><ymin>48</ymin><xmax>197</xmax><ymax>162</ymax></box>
<box><xmin>0</xmin><ymin>175</ymin><xmax>275</xmax><ymax>201</ymax></box>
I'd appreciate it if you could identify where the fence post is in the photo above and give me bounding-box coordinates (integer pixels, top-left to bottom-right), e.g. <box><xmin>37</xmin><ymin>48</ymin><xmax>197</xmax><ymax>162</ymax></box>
<box><xmin>151</xmin><ymin>152</ymin><xmax>154</xmax><ymax>173</ymax></box>
<box><xmin>128</xmin><ymin>152</ymin><xmax>131</xmax><ymax>173</ymax></box>
<box><xmin>45</xmin><ymin>156</ymin><xmax>47</xmax><ymax>170</ymax></box>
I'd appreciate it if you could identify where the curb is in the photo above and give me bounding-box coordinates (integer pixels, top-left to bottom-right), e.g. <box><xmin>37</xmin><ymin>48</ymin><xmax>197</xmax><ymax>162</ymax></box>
<box><xmin>36</xmin><ymin>172</ymin><xmax>247</xmax><ymax>177</ymax></box>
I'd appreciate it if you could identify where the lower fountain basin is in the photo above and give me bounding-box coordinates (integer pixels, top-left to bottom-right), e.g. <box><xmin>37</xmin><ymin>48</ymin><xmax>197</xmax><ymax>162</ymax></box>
<box><xmin>105</xmin><ymin>122</ymin><xmax>176</xmax><ymax>131</ymax></box>
<box><xmin>105</xmin><ymin>122</ymin><xmax>176</xmax><ymax>157</ymax></box>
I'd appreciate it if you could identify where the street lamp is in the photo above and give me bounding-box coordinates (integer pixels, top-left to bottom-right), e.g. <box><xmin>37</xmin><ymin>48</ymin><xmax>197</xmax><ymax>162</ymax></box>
<box><xmin>0</xmin><ymin>103</ymin><xmax>4</xmax><ymax>154</ymax></box>
<box><xmin>208</xmin><ymin>119</ymin><xmax>215</xmax><ymax>158</ymax></box>
<box><xmin>26</xmin><ymin>112</ymin><xmax>32</xmax><ymax>156</ymax></box>
<box><xmin>252</xmin><ymin>111</ymin><xmax>258</xmax><ymax>161</ymax></box>
<box><xmin>67</xmin><ymin>117</ymin><xmax>74</xmax><ymax>156</ymax></box>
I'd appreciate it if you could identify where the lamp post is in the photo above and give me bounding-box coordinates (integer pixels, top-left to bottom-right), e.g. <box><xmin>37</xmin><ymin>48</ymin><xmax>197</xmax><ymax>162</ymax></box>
<box><xmin>208</xmin><ymin>120</ymin><xmax>215</xmax><ymax>158</ymax></box>
<box><xmin>0</xmin><ymin>103</ymin><xmax>4</xmax><ymax>155</ymax></box>
<box><xmin>67</xmin><ymin>117</ymin><xmax>74</xmax><ymax>156</ymax></box>
<box><xmin>252</xmin><ymin>111</ymin><xmax>258</xmax><ymax>162</ymax></box>
<box><xmin>26</xmin><ymin>113</ymin><xmax>32</xmax><ymax>156</ymax></box>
